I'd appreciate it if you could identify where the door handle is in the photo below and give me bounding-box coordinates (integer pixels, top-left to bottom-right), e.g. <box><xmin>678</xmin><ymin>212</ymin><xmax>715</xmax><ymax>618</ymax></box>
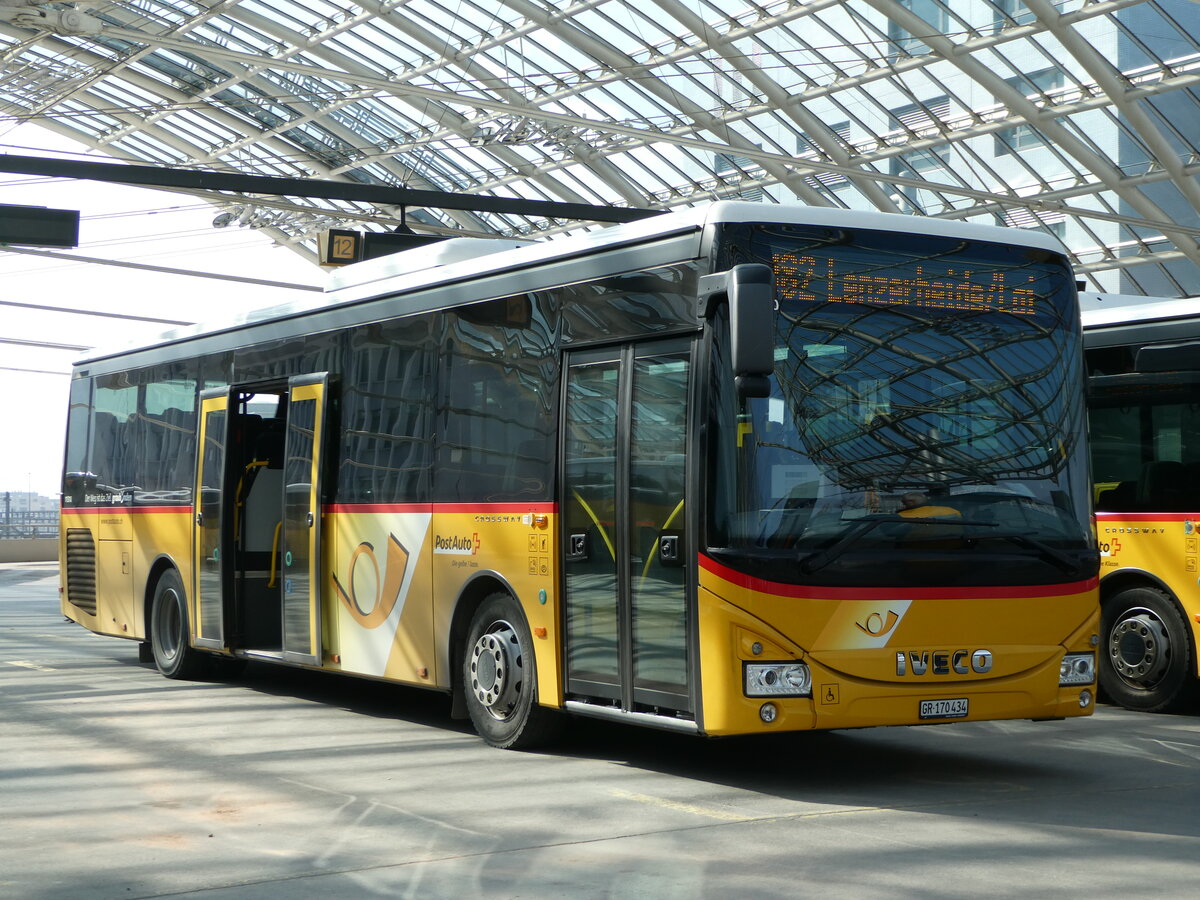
<box><xmin>306</xmin><ymin>512</ymin><xmax>314</xmax><ymax>528</ymax></box>
<box><xmin>658</xmin><ymin>532</ymin><xmax>683</xmax><ymax>567</ymax></box>
<box><xmin>195</xmin><ymin>512</ymin><xmax>204</xmax><ymax>526</ymax></box>
<box><xmin>567</xmin><ymin>532</ymin><xmax>589</xmax><ymax>561</ymax></box>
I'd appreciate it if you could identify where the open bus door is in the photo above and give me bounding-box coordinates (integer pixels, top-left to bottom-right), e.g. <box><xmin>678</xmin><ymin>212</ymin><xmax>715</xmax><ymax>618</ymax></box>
<box><xmin>193</xmin><ymin>388</ymin><xmax>232</xmax><ymax>650</ymax></box>
<box><xmin>561</xmin><ymin>338</ymin><xmax>694</xmax><ymax>719</ymax></box>
<box><xmin>190</xmin><ymin>376</ymin><xmax>329</xmax><ymax>664</ymax></box>
<box><xmin>279</xmin><ymin>374</ymin><xmax>329</xmax><ymax>666</ymax></box>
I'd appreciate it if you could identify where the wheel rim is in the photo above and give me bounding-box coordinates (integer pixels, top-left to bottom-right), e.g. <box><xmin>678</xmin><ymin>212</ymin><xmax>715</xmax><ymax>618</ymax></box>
<box><xmin>1109</xmin><ymin>606</ymin><xmax>1171</xmax><ymax>689</ymax></box>
<box><xmin>469</xmin><ymin>619</ymin><xmax>524</xmax><ymax>721</ymax></box>
<box><xmin>155</xmin><ymin>588</ymin><xmax>182</xmax><ymax>662</ymax></box>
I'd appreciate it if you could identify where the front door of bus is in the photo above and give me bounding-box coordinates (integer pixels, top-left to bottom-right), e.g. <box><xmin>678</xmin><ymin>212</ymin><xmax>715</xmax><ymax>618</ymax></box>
<box><xmin>192</xmin><ymin>376</ymin><xmax>328</xmax><ymax>664</ymax></box>
<box><xmin>279</xmin><ymin>374</ymin><xmax>328</xmax><ymax>666</ymax></box>
<box><xmin>194</xmin><ymin>389</ymin><xmax>232</xmax><ymax>650</ymax></box>
<box><xmin>562</xmin><ymin>339</ymin><xmax>692</xmax><ymax>715</ymax></box>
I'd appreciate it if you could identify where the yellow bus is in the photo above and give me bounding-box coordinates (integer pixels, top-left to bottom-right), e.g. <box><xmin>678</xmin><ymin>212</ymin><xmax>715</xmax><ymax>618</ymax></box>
<box><xmin>60</xmin><ymin>202</ymin><xmax>1100</xmax><ymax>748</ymax></box>
<box><xmin>1082</xmin><ymin>292</ymin><xmax>1200</xmax><ymax>712</ymax></box>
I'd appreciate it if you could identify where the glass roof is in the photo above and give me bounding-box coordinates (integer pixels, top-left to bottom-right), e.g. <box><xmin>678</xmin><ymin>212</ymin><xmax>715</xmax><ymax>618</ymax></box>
<box><xmin>1</xmin><ymin>0</ymin><xmax>1197</xmax><ymax>295</ymax></box>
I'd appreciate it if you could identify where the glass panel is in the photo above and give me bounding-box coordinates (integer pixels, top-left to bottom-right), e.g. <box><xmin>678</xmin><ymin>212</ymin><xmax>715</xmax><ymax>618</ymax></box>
<box><xmin>196</xmin><ymin>406</ymin><xmax>226</xmax><ymax>643</ymax></box>
<box><xmin>282</xmin><ymin>395</ymin><xmax>317</xmax><ymax>658</ymax></box>
<box><xmin>630</xmin><ymin>352</ymin><xmax>689</xmax><ymax>699</ymax></box>
<box><xmin>340</xmin><ymin>316</ymin><xmax>435</xmax><ymax>504</ymax></box>
<box><xmin>91</xmin><ymin>374</ymin><xmax>138</xmax><ymax>501</ymax></box>
<box><xmin>888</xmin><ymin>0</ymin><xmax>950</xmax><ymax>56</ymax></box>
<box><xmin>563</xmin><ymin>360</ymin><xmax>621</xmax><ymax>691</ymax></box>
<box><xmin>138</xmin><ymin>364</ymin><xmax>197</xmax><ymax>501</ymax></box>
<box><xmin>435</xmin><ymin>299</ymin><xmax>556</xmax><ymax>502</ymax></box>
<box><xmin>62</xmin><ymin>378</ymin><xmax>92</xmax><ymax>506</ymax></box>
<box><xmin>561</xmin><ymin>265</ymin><xmax>697</xmax><ymax>345</ymax></box>
<box><xmin>710</xmin><ymin>221</ymin><xmax>1094</xmax><ymax>587</ymax></box>
<box><xmin>1089</xmin><ymin>373</ymin><xmax>1200</xmax><ymax>513</ymax></box>
<box><xmin>996</xmin><ymin>70</ymin><xmax>1064</xmax><ymax>155</ymax></box>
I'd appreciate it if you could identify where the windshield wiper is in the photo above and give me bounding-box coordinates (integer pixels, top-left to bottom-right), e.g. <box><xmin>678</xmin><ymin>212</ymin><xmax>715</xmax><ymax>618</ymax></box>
<box><xmin>798</xmin><ymin>516</ymin><xmax>996</xmax><ymax>575</ymax></box>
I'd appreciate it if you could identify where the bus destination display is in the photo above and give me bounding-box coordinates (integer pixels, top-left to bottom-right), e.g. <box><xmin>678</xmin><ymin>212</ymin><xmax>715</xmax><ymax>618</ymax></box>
<box><xmin>773</xmin><ymin>252</ymin><xmax>1038</xmax><ymax>316</ymax></box>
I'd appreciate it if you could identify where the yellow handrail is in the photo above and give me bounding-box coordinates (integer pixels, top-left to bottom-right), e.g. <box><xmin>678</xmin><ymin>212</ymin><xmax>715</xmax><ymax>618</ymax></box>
<box><xmin>268</xmin><ymin>521</ymin><xmax>283</xmax><ymax>587</ymax></box>
<box><xmin>233</xmin><ymin>459</ymin><xmax>269</xmax><ymax>541</ymax></box>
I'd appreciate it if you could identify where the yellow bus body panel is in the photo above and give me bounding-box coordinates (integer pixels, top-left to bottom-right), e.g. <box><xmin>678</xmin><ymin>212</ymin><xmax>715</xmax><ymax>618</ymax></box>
<box><xmin>60</xmin><ymin>508</ymin><xmax>192</xmax><ymax>640</ymax></box>
<box><xmin>61</xmin><ymin>505</ymin><xmax>562</xmax><ymax>709</ymax></box>
<box><xmin>697</xmin><ymin>556</ymin><xmax>1099</xmax><ymax>735</ymax></box>
<box><xmin>324</xmin><ymin>505</ymin><xmax>560</xmax><ymax>704</ymax></box>
<box><xmin>1097</xmin><ymin>512</ymin><xmax>1200</xmax><ymax>678</ymax></box>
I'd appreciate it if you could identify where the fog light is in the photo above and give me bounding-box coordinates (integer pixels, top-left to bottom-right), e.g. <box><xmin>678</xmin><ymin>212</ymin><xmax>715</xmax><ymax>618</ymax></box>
<box><xmin>745</xmin><ymin>661</ymin><xmax>812</xmax><ymax>697</ymax></box>
<box><xmin>1059</xmin><ymin>653</ymin><xmax>1096</xmax><ymax>686</ymax></box>
<box><xmin>1079</xmin><ymin>689</ymin><xmax>1092</xmax><ymax>709</ymax></box>
<box><xmin>759</xmin><ymin>702</ymin><xmax>778</xmax><ymax>723</ymax></box>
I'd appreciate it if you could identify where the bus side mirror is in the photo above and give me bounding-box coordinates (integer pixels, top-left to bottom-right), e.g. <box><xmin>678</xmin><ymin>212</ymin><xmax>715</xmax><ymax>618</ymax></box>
<box><xmin>701</xmin><ymin>263</ymin><xmax>775</xmax><ymax>398</ymax></box>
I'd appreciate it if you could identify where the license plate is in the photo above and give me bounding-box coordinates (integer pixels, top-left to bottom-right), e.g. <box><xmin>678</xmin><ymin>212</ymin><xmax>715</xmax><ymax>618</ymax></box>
<box><xmin>919</xmin><ymin>697</ymin><xmax>969</xmax><ymax>719</ymax></box>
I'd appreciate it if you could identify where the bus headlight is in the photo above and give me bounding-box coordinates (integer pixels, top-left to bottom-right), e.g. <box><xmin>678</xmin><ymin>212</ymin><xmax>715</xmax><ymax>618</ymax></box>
<box><xmin>745</xmin><ymin>662</ymin><xmax>812</xmax><ymax>697</ymax></box>
<box><xmin>1059</xmin><ymin>653</ymin><xmax>1096</xmax><ymax>686</ymax></box>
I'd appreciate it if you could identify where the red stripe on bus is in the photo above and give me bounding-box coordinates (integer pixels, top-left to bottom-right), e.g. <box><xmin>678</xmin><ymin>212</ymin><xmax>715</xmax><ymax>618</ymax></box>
<box><xmin>325</xmin><ymin>501</ymin><xmax>556</xmax><ymax>514</ymax></box>
<box><xmin>61</xmin><ymin>506</ymin><xmax>193</xmax><ymax>515</ymax></box>
<box><xmin>698</xmin><ymin>553</ymin><xmax>1097</xmax><ymax>600</ymax></box>
<box><xmin>1095</xmin><ymin>512</ymin><xmax>1195</xmax><ymax>521</ymax></box>
<box><xmin>61</xmin><ymin>502</ymin><xmax>556</xmax><ymax>515</ymax></box>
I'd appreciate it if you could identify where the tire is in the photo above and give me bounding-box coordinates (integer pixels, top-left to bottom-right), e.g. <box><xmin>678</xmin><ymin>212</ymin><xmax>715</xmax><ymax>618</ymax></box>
<box><xmin>149</xmin><ymin>569</ymin><xmax>206</xmax><ymax>680</ymax></box>
<box><xmin>1099</xmin><ymin>586</ymin><xmax>1198</xmax><ymax>713</ymax></box>
<box><xmin>462</xmin><ymin>592</ymin><xmax>561</xmax><ymax>749</ymax></box>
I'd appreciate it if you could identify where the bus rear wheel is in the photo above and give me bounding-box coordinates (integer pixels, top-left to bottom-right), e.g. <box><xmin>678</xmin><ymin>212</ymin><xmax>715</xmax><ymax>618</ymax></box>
<box><xmin>150</xmin><ymin>569</ymin><xmax>206</xmax><ymax>680</ymax></box>
<box><xmin>462</xmin><ymin>592</ymin><xmax>560</xmax><ymax>749</ymax></box>
<box><xmin>1100</xmin><ymin>586</ymin><xmax>1197</xmax><ymax>713</ymax></box>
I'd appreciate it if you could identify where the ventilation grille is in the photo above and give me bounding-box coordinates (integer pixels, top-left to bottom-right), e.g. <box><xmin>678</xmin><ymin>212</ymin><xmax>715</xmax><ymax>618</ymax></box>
<box><xmin>65</xmin><ymin>528</ymin><xmax>97</xmax><ymax>615</ymax></box>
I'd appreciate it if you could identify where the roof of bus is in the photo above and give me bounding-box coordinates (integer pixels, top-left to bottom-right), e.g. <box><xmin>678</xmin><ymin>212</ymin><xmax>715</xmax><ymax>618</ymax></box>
<box><xmin>1079</xmin><ymin>292</ymin><xmax>1200</xmax><ymax>329</ymax></box>
<box><xmin>76</xmin><ymin>201</ymin><xmax>1067</xmax><ymax>366</ymax></box>
<box><xmin>324</xmin><ymin>200</ymin><xmax>1067</xmax><ymax>298</ymax></box>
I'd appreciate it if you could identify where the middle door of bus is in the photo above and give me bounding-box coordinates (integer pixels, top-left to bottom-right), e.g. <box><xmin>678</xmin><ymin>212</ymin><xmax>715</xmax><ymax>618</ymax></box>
<box><xmin>561</xmin><ymin>338</ymin><xmax>693</xmax><ymax>715</ymax></box>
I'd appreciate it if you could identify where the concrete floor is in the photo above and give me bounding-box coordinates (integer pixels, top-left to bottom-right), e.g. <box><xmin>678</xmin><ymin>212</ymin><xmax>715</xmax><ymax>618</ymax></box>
<box><xmin>3</xmin><ymin>560</ymin><xmax>1200</xmax><ymax>899</ymax></box>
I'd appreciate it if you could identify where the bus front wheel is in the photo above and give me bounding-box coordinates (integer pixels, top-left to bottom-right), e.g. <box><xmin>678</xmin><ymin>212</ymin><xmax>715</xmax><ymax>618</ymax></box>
<box><xmin>462</xmin><ymin>592</ymin><xmax>560</xmax><ymax>749</ymax></box>
<box><xmin>150</xmin><ymin>569</ymin><xmax>206</xmax><ymax>680</ymax></box>
<box><xmin>1100</xmin><ymin>586</ymin><xmax>1197</xmax><ymax>713</ymax></box>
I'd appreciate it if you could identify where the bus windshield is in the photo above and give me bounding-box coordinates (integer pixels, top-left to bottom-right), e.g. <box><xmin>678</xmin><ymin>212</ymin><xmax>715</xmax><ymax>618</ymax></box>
<box><xmin>709</xmin><ymin>221</ymin><xmax>1096</xmax><ymax>587</ymax></box>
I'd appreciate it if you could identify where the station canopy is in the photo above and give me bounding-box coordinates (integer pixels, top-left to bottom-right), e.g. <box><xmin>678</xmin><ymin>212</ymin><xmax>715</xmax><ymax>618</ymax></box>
<box><xmin>1</xmin><ymin>0</ymin><xmax>1197</xmax><ymax>295</ymax></box>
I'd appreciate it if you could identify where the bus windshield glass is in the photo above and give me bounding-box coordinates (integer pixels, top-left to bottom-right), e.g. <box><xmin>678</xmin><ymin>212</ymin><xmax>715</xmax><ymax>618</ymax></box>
<box><xmin>709</xmin><ymin>221</ymin><xmax>1096</xmax><ymax>587</ymax></box>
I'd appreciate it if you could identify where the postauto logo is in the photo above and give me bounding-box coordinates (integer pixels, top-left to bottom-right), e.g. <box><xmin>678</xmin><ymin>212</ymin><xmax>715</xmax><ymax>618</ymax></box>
<box><xmin>433</xmin><ymin>532</ymin><xmax>480</xmax><ymax>555</ymax></box>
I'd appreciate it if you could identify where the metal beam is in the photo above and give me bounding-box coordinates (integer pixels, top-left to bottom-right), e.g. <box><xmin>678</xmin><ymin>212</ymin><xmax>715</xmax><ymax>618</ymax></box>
<box><xmin>2</xmin><ymin>245</ymin><xmax>323</xmax><ymax>291</ymax></box>
<box><xmin>0</xmin><ymin>154</ymin><xmax>661</xmax><ymax>224</ymax></box>
<box><xmin>0</xmin><ymin>299</ymin><xmax>192</xmax><ymax>326</ymax></box>
<box><xmin>0</xmin><ymin>336</ymin><xmax>89</xmax><ymax>351</ymax></box>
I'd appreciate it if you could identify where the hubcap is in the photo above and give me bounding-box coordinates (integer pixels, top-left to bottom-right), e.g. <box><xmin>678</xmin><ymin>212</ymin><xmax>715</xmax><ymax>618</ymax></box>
<box><xmin>469</xmin><ymin>620</ymin><xmax>523</xmax><ymax>720</ymax></box>
<box><xmin>1109</xmin><ymin>607</ymin><xmax>1170</xmax><ymax>686</ymax></box>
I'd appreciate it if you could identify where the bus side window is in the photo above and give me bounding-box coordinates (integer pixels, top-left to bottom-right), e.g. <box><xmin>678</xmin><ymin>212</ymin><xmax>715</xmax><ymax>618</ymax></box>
<box><xmin>1185</xmin><ymin>462</ymin><xmax>1200</xmax><ymax>509</ymax></box>
<box><xmin>1096</xmin><ymin>480</ymin><xmax>1136</xmax><ymax>512</ymax></box>
<box><xmin>1138</xmin><ymin>460</ymin><xmax>1184</xmax><ymax>511</ymax></box>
